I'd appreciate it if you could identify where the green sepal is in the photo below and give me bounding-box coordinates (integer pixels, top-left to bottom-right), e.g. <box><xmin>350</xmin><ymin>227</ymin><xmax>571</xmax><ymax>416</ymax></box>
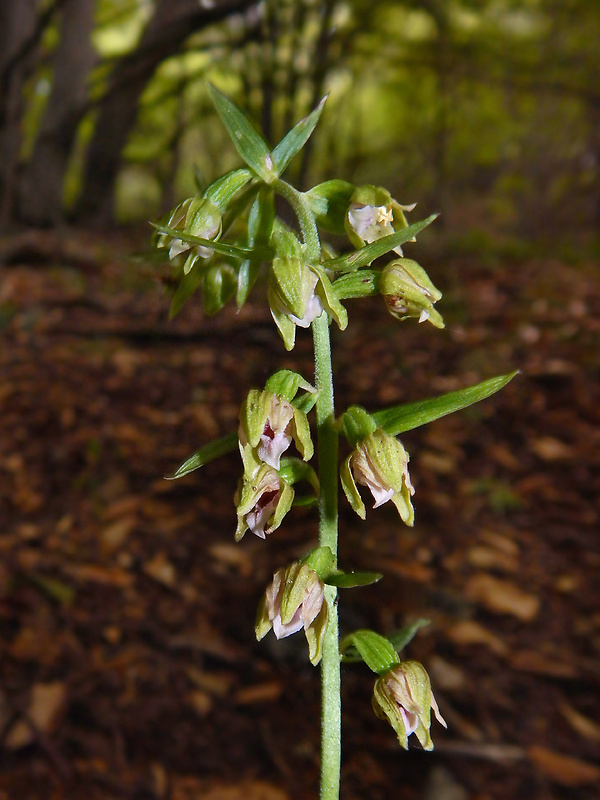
<box><xmin>340</xmin><ymin>629</ymin><xmax>401</xmax><ymax>674</ymax></box>
<box><xmin>340</xmin><ymin>454</ymin><xmax>366</xmax><ymax>519</ymax></box>
<box><xmin>271</xmin><ymin>96</ymin><xmax>327</xmax><ymax>176</ymax></box>
<box><xmin>387</xmin><ymin>619</ymin><xmax>430</xmax><ymax>653</ymax></box>
<box><xmin>204</xmin><ymin>168</ymin><xmax>253</xmax><ymax>211</ymax></box>
<box><xmin>166</xmin><ymin>431</ymin><xmax>238</xmax><ymax>479</ymax></box>
<box><xmin>303</xmin><ymin>546</ymin><xmax>336</xmax><ymax>579</ymax></box>
<box><xmin>269</xmin><ymin>284</ymin><xmax>297</xmax><ymax>351</ymax></box>
<box><xmin>202</xmin><ymin>263</ymin><xmax>237</xmax><ymax>315</ymax></box>
<box><xmin>311</xmin><ymin>264</ymin><xmax>348</xmax><ymax>331</ymax></box>
<box><xmin>305</xmin><ymin>179</ymin><xmax>355</xmax><ymax>234</ymax></box>
<box><xmin>208</xmin><ymin>85</ymin><xmax>273</xmax><ymax>182</ymax></box>
<box><xmin>278</xmin><ymin>457</ymin><xmax>319</xmax><ymax>494</ymax></box>
<box><xmin>338</xmin><ymin>405</ymin><xmax>377</xmax><ymax>447</ymax></box>
<box><xmin>293</xmin><ymin>388</ymin><xmax>320</xmax><ymax>414</ymax></box>
<box><xmin>270</xmin><ymin>256</ymin><xmax>314</xmax><ymax>319</ymax></box>
<box><xmin>265</xmin><ymin>369</ymin><xmax>315</xmax><ymax>401</ymax></box>
<box><xmin>327</xmin><ymin>215</ymin><xmax>438</xmax><ymax>272</ymax></box>
<box><xmin>325</xmin><ymin>570</ymin><xmax>383</xmax><ymax>589</ymax></box>
<box><xmin>332</xmin><ymin>269</ymin><xmax>380</xmax><ymax>300</ymax></box>
<box><xmin>153</xmin><ymin>223</ymin><xmax>264</xmax><ymax>262</ymax></box>
<box><xmin>372</xmin><ymin>371</ymin><xmax>519</xmax><ymax>436</ymax></box>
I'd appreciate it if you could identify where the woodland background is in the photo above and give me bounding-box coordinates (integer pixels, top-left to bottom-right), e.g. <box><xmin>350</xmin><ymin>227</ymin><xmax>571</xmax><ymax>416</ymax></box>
<box><xmin>0</xmin><ymin>2</ymin><xmax>599</xmax><ymax>799</ymax></box>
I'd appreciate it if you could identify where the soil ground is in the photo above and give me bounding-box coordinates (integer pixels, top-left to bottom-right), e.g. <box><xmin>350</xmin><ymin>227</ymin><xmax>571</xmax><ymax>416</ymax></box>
<box><xmin>0</xmin><ymin>230</ymin><xmax>599</xmax><ymax>799</ymax></box>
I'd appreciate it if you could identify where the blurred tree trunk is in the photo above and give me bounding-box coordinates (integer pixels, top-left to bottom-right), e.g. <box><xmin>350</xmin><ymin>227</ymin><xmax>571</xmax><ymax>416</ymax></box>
<box><xmin>17</xmin><ymin>0</ymin><xmax>96</xmax><ymax>226</ymax></box>
<box><xmin>0</xmin><ymin>0</ymin><xmax>41</xmax><ymax>230</ymax></box>
<box><xmin>76</xmin><ymin>0</ymin><xmax>256</xmax><ymax>227</ymax></box>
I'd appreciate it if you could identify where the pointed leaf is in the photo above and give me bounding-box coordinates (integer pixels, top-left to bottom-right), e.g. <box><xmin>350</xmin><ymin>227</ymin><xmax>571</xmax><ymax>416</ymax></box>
<box><xmin>325</xmin><ymin>570</ymin><xmax>382</xmax><ymax>588</ymax></box>
<box><xmin>372</xmin><ymin>371</ymin><xmax>519</xmax><ymax>435</ymax></box>
<box><xmin>271</xmin><ymin>96</ymin><xmax>327</xmax><ymax>176</ymax></box>
<box><xmin>340</xmin><ymin>629</ymin><xmax>401</xmax><ymax>673</ymax></box>
<box><xmin>327</xmin><ymin>215</ymin><xmax>438</xmax><ymax>272</ymax></box>
<box><xmin>386</xmin><ymin>619</ymin><xmax>430</xmax><ymax>652</ymax></box>
<box><xmin>166</xmin><ymin>432</ymin><xmax>238</xmax><ymax>479</ymax></box>
<box><xmin>152</xmin><ymin>223</ymin><xmax>264</xmax><ymax>261</ymax></box>
<box><xmin>209</xmin><ymin>85</ymin><xmax>273</xmax><ymax>181</ymax></box>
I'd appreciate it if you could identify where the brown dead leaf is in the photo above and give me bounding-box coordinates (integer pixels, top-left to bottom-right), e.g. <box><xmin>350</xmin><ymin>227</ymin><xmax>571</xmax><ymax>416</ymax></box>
<box><xmin>529</xmin><ymin>436</ymin><xmax>575</xmax><ymax>461</ymax></box>
<box><xmin>465</xmin><ymin>574</ymin><xmax>540</xmax><ymax>621</ymax></box>
<box><xmin>558</xmin><ymin>701</ymin><xmax>600</xmax><ymax>743</ymax></box>
<box><xmin>446</xmin><ymin>620</ymin><xmax>508</xmax><ymax>656</ymax></box>
<box><xmin>5</xmin><ymin>682</ymin><xmax>67</xmax><ymax>749</ymax></box>
<box><xmin>143</xmin><ymin>551</ymin><xmax>177</xmax><ymax>587</ymax></box>
<box><xmin>528</xmin><ymin>745</ymin><xmax>600</xmax><ymax>786</ymax></box>
<box><xmin>510</xmin><ymin>649</ymin><xmax>577</xmax><ymax>678</ymax></box>
<box><xmin>235</xmin><ymin>681</ymin><xmax>283</xmax><ymax>705</ymax></box>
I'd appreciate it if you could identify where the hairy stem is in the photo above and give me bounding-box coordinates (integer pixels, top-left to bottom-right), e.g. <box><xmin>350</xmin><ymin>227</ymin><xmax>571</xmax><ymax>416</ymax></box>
<box><xmin>313</xmin><ymin>312</ymin><xmax>341</xmax><ymax>800</ymax></box>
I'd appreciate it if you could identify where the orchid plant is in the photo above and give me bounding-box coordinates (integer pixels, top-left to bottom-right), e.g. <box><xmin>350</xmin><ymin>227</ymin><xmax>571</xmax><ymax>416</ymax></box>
<box><xmin>151</xmin><ymin>86</ymin><xmax>516</xmax><ymax>799</ymax></box>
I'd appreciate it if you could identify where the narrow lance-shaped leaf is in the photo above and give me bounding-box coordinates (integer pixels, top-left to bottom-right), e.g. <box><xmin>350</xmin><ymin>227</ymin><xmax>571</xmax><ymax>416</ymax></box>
<box><xmin>153</xmin><ymin>223</ymin><xmax>267</xmax><ymax>261</ymax></box>
<box><xmin>209</xmin><ymin>84</ymin><xmax>272</xmax><ymax>181</ymax></box>
<box><xmin>386</xmin><ymin>619</ymin><xmax>430</xmax><ymax>653</ymax></box>
<box><xmin>271</xmin><ymin>96</ymin><xmax>327</xmax><ymax>176</ymax></box>
<box><xmin>325</xmin><ymin>571</ymin><xmax>383</xmax><ymax>589</ymax></box>
<box><xmin>372</xmin><ymin>371</ymin><xmax>519</xmax><ymax>436</ymax></box>
<box><xmin>167</xmin><ymin>432</ymin><xmax>238</xmax><ymax>479</ymax></box>
<box><xmin>327</xmin><ymin>215</ymin><xmax>438</xmax><ymax>272</ymax></box>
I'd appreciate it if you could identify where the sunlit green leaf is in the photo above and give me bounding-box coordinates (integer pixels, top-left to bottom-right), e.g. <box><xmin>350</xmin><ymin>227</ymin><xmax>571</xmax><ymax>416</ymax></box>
<box><xmin>372</xmin><ymin>371</ymin><xmax>519</xmax><ymax>435</ymax></box>
<box><xmin>327</xmin><ymin>215</ymin><xmax>438</xmax><ymax>272</ymax></box>
<box><xmin>167</xmin><ymin>432</ymin><xmax>238</xmax><ymax>479</ymax></box>
<box><xmin>209</xmin><ymin>85</ymin><xmax>272</xmax><ymax>181</ymax></box>
<box><xmin>271</xmin><ymin>96</ymin><xmax>327</xmax><ymax>176</ymax></box>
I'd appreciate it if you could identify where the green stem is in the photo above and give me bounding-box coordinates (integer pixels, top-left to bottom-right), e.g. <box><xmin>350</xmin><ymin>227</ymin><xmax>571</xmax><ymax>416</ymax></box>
<box><xmin>313</xmin><ymin>312</ymin><xmax>341</xmax><ymax>800</ymax></box>
<box><xmin>276</xmin><ymin>175</ymin><xmax>341</xmax><ymax>799</ymax></box>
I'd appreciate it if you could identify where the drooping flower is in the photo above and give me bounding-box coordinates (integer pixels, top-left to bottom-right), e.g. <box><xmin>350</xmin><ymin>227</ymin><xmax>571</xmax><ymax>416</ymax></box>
<box><xmin>255</xmin><ymin>561</ymin><xmax>329</xmax><ymax>665</ymax></box>
<box><xmin>372</xmin><ymin>661</ymin><xmax>447</xmax><ymax>751</ymax></box>
<box><xmin>345</xmin><ymin>185</ymin><xmax>416</xmax><ymax>257</ymax></box>
<box><xmin>238</xmin><ymin>389</ymin><xmax>313</xmax><ymax>470</ymax></box>
<box><xmin>268</xmin><ymin>257</ymin><xmax>347</xmax><ymax>350</ymax></box>
<box><xmin>381</xmin><ymin>258</ymin><xmax>444</xmax><ymax>328</ymax></box>
<box><xmin>161</xmin><ymin>196</ymin><xmax>222</xmax><ymax>273</ymax></box>
<box><xmin>341</xmin><ymin>429</ymin><xmax>415</xmax><ymax>525</ymax></box>
<box><xmin>235</xmin><ymin>463</ymin><xmax>294</xmax><ymax>541</ymax></box>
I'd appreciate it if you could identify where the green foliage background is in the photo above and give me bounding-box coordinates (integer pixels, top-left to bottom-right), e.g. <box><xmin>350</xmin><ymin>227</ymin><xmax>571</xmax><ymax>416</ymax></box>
<box><xmin>12</xmin><ymin>0</ymin><xmax>600</xmax><ymax>255</ymax></box>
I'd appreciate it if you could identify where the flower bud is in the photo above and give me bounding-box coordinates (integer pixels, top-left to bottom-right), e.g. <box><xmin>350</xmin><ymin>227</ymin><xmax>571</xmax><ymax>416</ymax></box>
<box><xmin>341</xmin><ymin>429</ymin><xmax>415</xmax><ymax>525</ymax></box>
<box><xmin>239</xmin><ymin>389</ymin><xmax>313</xmax><ymax>470</ymax></box>
<box><xmin>345</xmin><ymin>185</ymin><xmax>416</xmax><ymax>257</ymax></box>
<box><xmin>372</xmin><ymin>661</ymin><xmax>447</xmax><ymax>751</ymax></box>
<box><xmin>381</xmin><ymin>259</ymin><xmax>444</xmax><ymax>328</ymax></box>
<box><xmin>235</xmin><ymin>463</ymin><xmax>294</xmax><ymax>541</ymax></box>
<box><xmin>255</xmin><ymin>561</ymin><xmax>329</xmax><ymax>665</ymax></box>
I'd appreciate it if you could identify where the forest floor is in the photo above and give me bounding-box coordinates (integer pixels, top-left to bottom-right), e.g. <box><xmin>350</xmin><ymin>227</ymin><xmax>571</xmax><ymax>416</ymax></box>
<box><xmin>0</xmin><ymin>229</ymin><xmax>599</xmax><ymax>800</ymax></box>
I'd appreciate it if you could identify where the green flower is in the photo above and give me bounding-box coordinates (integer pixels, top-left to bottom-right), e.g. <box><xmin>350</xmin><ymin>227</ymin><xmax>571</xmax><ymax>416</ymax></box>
<box><xmin>341</xmin><ymin>429</ymin><xmax>415</xmax><ymax>525</ymax></box>
<box><xmin>381</xmin><ymin>259</ymin><xmax>444</xmax><ymax>328</ymax></box>
<box><xmin>268</xmin><ymin>257</ymin><xmax>347</xmax><ymax>350</ymax></box>
<box><xmin>345</xmin><ymin>185</ymin><xmax>416</xmax><ymax>257</ymax></box>
<box><xmin>235</xmin><ymin>463</ymin><xmax>294</xmax><ymax>542</ymax></box>
<box><xmin>372</xmin><ymin>661</ymin><xmax>447</xmax><ymax>750</ymax></box>
<box><xmin>255</xmin><ymin>561</ymin><xmax>329</xmax><ymax>665</ymax></box>
<box><xmin>239</xmin><ymin>389</ymin><xmax>313</xmax><ymax>470</ymax></box>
